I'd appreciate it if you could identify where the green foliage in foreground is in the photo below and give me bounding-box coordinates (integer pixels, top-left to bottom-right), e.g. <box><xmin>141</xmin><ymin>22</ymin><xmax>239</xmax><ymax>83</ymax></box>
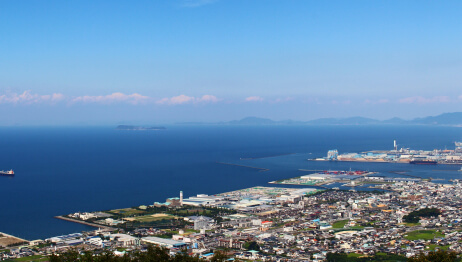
<box><xmin>49</xmin><ymin>245</ymin><xmax>228</xmax><ymax>262</ymax></box>
<box><xmin>13</xmin><ymin>255</ymin><xmax>47</xmax><ymax>261</ymax></box>
<box><xmin>408</xmin><ymin>249</ymin><xmax>460</xmax><ymax>262</ymax></box>
<box><xmin>327</xmin><ymin>250</ymin><xmax>461</xmax><ymax>262</ymax></box>
<box><xmin>326</xmin><ymin>252</ymin><xmax>407</xmax><ymax>262</ymax></box>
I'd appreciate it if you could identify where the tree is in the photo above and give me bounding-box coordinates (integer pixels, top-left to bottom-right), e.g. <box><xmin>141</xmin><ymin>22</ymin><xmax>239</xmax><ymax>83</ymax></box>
<box><xmin>210</xmin><ymin>251</ymin><xmax>228</xmax><ymax>262</ymax></box>
<box><xmin>49</xmin><ymin>245</ymin><xmax>207</xmax><ymax>262</ymax></box>
<box><xmin>243</xmin><ymin>241</ymin><xmax>260</xmax><ymax>251</ymax></box>
<box><xmin>404</xmin><ymin>208</ymin><xmax>441</xmax><ymax>223</ymax></box>
<box><xmin>49</xmin><ymin>248</ymin><xmax>79</xmax><ymax>262</ymax></box>
<box><xmin>408</xmin><ymin>250</ymin><xmax>458</xmax><ymax>262</ymax></box>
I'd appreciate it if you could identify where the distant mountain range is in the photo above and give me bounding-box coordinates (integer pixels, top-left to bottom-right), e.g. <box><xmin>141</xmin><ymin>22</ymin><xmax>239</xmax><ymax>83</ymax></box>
<box><xmin>178</xmin><ymin>112</ymin><xmax>462</xmax><ymax>126</ymax></box>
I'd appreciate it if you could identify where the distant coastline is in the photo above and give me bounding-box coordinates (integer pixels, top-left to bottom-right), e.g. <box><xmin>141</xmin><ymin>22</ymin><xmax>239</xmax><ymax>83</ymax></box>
<box><xmin>176</xmin><ymin>112</ymin><xmax>462</xmax><ymax>127</ymax></box>
<box><xmin>116</xmin><ymin>125</ymin><xmax>166</xmax><ymax>130</ymax></box>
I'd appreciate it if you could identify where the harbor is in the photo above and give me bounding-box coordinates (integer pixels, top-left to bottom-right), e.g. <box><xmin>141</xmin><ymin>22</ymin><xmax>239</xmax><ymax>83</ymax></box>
<box><xmin>269</xmin><ymin>170</ymin><xmax>377</xmax><ymax>186</ymax></box>
<box><xmin>313</xmin><ymin>141</ymin><xmax>462</xmax><ymax>165</ymax></box>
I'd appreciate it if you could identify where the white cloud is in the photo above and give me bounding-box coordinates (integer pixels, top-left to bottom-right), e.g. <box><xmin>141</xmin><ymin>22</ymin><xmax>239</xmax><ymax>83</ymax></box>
<box><xmin>398</xmin><ymin>96</ymin><xmax>451</xmax><ymax>104</ymax></box>
<box><xmin>245</xmin><ymin>96</ymin><xmax>264</xmax><ymax>102</ymax></box>
<box><xmin>156</xmin><ymin>94</ymin><xmax>220</xmax><ymax>105</ymax></box>
<box><xmin>72</xmin><ymin>92</ymin><xmax>149</xmax><ymax>105</ymax></box>
<box><xmin>271</xmin><ymin>97</ymin><xmax>294</xmax><ymax>103</ymax></box>
<box><xmin>0</xmin><ymin>91</ymin><xmax>222</xmax><ymax>106</ymax></box>
<box><xmin>0</xmin><ymin>91</ymin><xmax>65</xmax><ymax>104</ymax></box>
<box><xmin>199</xmin><ymin>95</ymin><xmax>220</xmax><ymax>103</ymax></box>
<box><xmin>157</xmin><ymin>94</ymin><xmax>194</xmax><ymax>105</ymax></box>
<box><xmin>51</xmin><ymin>93</ymin><xmax>65</xmax><ymax>101</ymax></box>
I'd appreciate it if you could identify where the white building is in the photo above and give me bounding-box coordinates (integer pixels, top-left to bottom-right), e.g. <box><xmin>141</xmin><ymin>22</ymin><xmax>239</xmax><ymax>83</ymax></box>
<box><xmin>141</xmin><ymin>237</ymin><xmax>188</xmax><ymax>249</ymax></box>
<box><xmin>109</xmin><ymin>234</ymin><xmax>139</xmax><ymax>246</ymax></box>
<box><xmin>194</xmin><ymin>216</ymin><xmax>214</xmax><ymax>230</ymax></box>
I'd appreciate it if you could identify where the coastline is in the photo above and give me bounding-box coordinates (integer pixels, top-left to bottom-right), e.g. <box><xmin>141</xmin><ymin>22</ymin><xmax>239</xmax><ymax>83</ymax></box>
<box><xmin>0</xmin><ymin>231</ymin><xmax>29</xmax><ymax>246</ymax></box>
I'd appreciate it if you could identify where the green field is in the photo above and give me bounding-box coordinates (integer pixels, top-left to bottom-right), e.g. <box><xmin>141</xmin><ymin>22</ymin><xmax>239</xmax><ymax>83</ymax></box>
<box><xmin>404</xmin><ymin>222</ymin><xmax>421</xmax><ymax>227</ymax></box>
<box><xmin>427</xmin><ymin>244</ymin><xmax>450</xmax><ymax>251</ymax></box>
<box><xmin>404</xmin><ymin>230</ymin><xmax>444</xmax><ymax>240</ymax></box>
<box><xmin>13</xmin><ymin>255</ymin><xmax>47</xmax><ymax>261</ymax></box>
<box><xmin>332</xmin><ymin>220</ymin><xmax>349</xmax><ymax>229</ymax></box>
<box><xmin>347</xmin><ymin>253</ymin><xmax>363</xmax><ymax>258</ymax></box>
<box><xmin>108</xmin><ymin>208</ymin><xmax>146</xmax><ymax>216</ymax></box>
<box><xmin>125</xmin><ymin>214</ymin><xmax>178</xmax><ymax>222</ymax></box>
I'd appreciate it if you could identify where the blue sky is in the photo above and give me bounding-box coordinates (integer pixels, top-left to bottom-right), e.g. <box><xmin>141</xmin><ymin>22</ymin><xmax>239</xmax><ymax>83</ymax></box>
<box><xmin>1</xmin><ymin>0</ymin><xmax>461</xmax><ymax>125</ymax></box>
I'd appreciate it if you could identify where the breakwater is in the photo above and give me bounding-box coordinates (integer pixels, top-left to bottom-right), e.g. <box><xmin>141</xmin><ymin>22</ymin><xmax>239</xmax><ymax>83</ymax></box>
<box><xmin>216</xmin><ymin>162</ymin><xmax>269</xmax><ymax>172</ymax></box>
<box><xmin>54</xmin><ymin>216</ymin><xmax>114</xmax><ymax>230</ymax></box>
<box><xmin>239</xmin><ymin>153</ymin><xmax>296</xmax><ymax>160</ymax></box>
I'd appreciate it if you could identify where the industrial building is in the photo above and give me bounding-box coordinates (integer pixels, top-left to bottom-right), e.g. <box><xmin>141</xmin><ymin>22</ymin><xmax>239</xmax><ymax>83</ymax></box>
<box><xmin>141</xmin><ymin>237</ymin><xmax>188</xmax><ymax>249</ymax></box>
<box><xmin>181</xmin><ymin>194</ymin><xmax>225</xmax><ymax>207</ymax></box>
<box><xmin>193</xmin><ymin>216</ymin><xmax>214</xmax><ymax>230</ymax></box>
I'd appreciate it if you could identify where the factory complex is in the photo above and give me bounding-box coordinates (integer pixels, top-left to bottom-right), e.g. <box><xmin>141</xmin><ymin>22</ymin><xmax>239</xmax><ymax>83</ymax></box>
<box><xmin>4</xmin><ymin>141</ymin><xmax>462</xmax><ymax>261</ymax></box>
<box><xmin>271</xmin><ymin>170</ymin><xmax>376</xmax><ymax>186</ymax></box>
<box><xmin>10</xmin><ymin>177</ymin><xmax>462</xmax><ymax>261</ymax></box>
<box><xmin>315</xmin><ymin>141</ymin><xmax>462</xmax><ymax>165</ymax></box>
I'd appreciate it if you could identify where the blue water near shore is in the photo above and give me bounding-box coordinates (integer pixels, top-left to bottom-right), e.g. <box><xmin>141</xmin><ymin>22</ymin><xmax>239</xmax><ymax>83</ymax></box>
<box><xmin>0</xmin><ymin>125</ymin><xmax>461</xmax><ymax>240</ymax></box>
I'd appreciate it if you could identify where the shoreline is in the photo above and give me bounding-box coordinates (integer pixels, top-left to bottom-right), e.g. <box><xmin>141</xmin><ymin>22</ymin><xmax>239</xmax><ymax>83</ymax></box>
<box><xmin>0</xmin><ymin>231</ymin><xmax>29</xmax><ymax>245</ymax></box>
<box><xmin>309</xmin><ymin>159</ymin><xmax>462</xmax><ymax>165</ymax></box>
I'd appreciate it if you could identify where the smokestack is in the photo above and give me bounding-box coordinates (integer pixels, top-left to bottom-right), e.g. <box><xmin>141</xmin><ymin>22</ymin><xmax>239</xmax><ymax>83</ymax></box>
<box><xmin>180</xmin><ymin>191</ymin><xmax>183</xmax><ymax>206</ymax></box>
<box><xmin>394</xmin><ymin>140</ymin><xmax>397</xmax><ymax>151</ymax></box>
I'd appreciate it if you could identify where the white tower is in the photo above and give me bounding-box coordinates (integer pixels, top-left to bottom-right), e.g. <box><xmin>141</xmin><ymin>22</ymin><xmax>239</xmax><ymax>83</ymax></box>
<box><xmin>180</xmin><ymin>191</ymin><xmax>183</xmax><ymax>206</ymax></box>
<box><xmin>394</xmin><ymin>140</ymin><xmax>397</xmax><ymax>151</ymax></box>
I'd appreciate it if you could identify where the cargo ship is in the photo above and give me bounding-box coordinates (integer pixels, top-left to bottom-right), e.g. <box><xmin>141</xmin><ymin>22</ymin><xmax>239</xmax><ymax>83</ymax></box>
<box><xmin>0</xmin><ymin>170</ymin><xmax>14</xmax><ymax>176</ymax></box>
<box><xmin>409</xmin><ymin>160</ymin><xmax>437</xmax><ymax>165</ymax></box>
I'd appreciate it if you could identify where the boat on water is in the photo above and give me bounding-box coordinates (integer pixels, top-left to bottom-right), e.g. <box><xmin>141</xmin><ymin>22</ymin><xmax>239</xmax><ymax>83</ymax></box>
<box><xmin>0</xmin><ymin>170</ymin><xmax>14</xmax><ymax>176</ymax></box>
<box><xmin>409</xmin><ymin>160</ymin><xmax>437</xmax><ymax>165</ymax></box>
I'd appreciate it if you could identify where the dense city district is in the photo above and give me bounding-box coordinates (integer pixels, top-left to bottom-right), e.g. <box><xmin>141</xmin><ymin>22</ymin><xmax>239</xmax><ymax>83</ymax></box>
<box><xmin>3</xmin><ymin>178</ymin><xmax>462</xmax><ymax>261</ymax></box>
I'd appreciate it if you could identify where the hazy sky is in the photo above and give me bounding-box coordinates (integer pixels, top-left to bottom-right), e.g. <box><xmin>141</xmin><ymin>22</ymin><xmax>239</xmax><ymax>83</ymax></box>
<box><xmin>1</xmin><ymin>0</ymin><xmax>461</xmax><ymax>125</ymax></box>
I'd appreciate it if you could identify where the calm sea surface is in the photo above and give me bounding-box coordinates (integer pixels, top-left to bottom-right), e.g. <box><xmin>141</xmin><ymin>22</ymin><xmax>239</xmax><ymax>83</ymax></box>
<box><xmin>0</xmin><ymin>125</ymin><xmax>461</xmax><ymax>240</ymax></box>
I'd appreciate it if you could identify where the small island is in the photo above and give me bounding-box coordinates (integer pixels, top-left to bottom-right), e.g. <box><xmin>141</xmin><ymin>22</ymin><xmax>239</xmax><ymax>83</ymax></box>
<box><xmin>116</xmin><ymin>125</ymin><xmax>166</xmax><ymax>130</ymax></box>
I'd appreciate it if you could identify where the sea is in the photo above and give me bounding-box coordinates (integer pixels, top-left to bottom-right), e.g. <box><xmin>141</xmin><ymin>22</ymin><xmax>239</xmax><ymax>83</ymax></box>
<box><xmin>0</xmin><ymin>125</ymin><xmax>461</xmax><ymax>240</ymax></box>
